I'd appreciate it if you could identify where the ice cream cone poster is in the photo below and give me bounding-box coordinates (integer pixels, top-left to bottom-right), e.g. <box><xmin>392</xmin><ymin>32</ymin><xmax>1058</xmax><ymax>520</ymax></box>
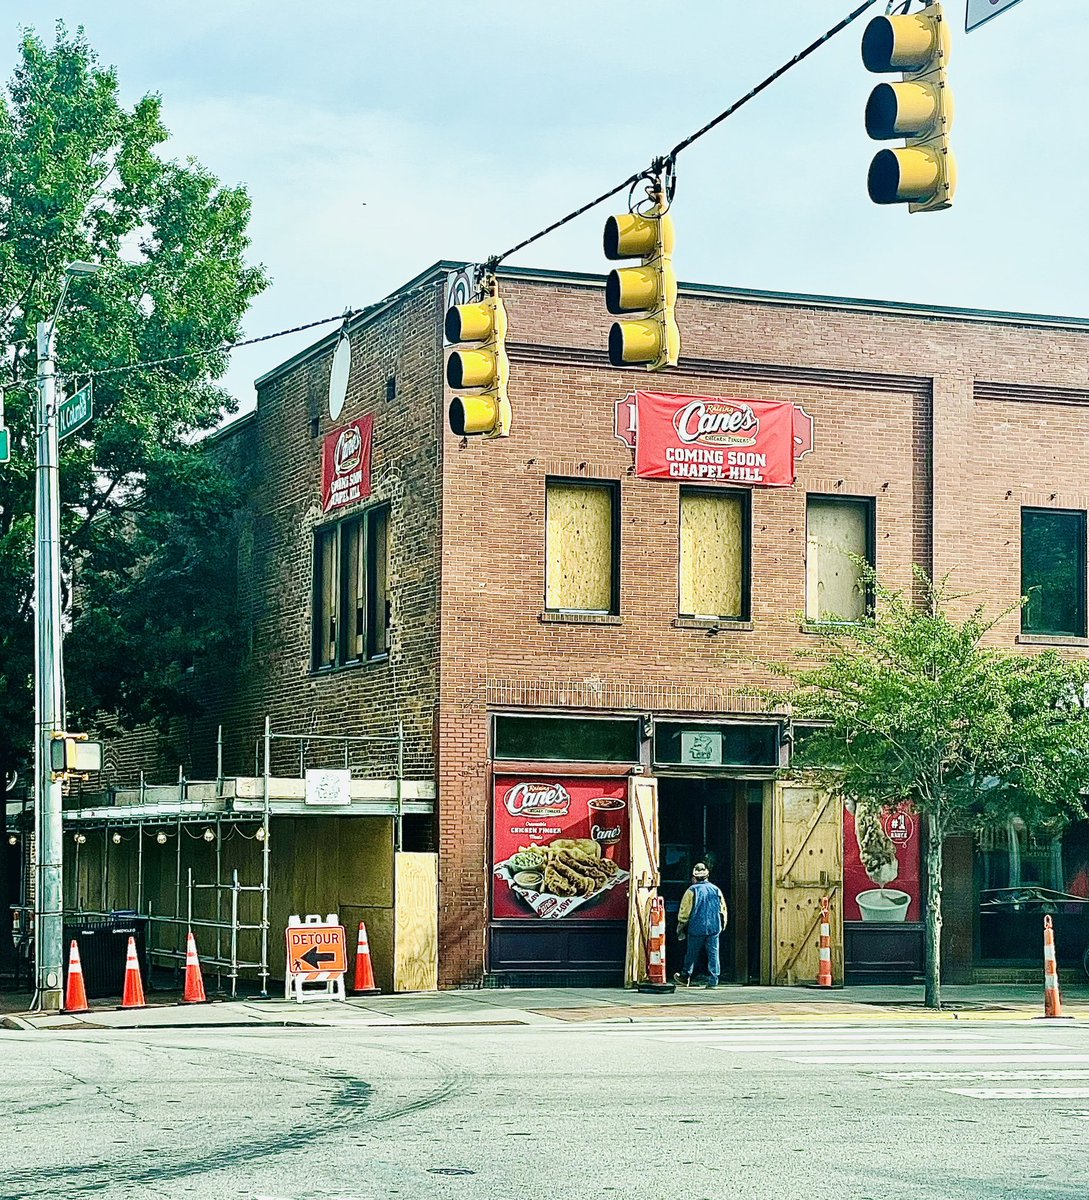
<box><xmin>843</xmin><ymin>800</ymin><xmax>921</xmax><ymax>922</ymax></box>
<box><xmin>492</xmin><ymin>777</ymin><xmax>630</xmax><ymax>920</ymax></box>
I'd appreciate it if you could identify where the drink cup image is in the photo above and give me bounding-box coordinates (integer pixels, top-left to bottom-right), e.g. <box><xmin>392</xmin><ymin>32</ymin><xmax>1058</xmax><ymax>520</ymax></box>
<box><xmin>587</xmin><ymin>796</ymin><xmax>626</xmax><ymax>860</ymax></box>
<box><xmin>856</xmin><ymin>887</ymin><xmax>910</xmax><ymax>922</ymax></box>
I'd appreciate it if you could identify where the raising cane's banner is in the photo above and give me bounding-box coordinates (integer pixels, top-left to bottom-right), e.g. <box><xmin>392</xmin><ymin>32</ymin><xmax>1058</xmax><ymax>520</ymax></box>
<box><xmin>492</xmin><ymin>777</ymin><xmax>630</xmax><ymax>921</ymax></box>
<box><xmin>614</xmin><ymin>389</ymin><xmax>813</xmax><ymax>488</ymax></box>
<box><xmin>321</xmin><ymin>415</ymin><xmax>373</xmax><ymax>514</ymax></box>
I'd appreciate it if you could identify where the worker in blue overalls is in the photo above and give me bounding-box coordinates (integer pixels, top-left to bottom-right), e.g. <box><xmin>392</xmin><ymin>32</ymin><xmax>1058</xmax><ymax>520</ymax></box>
<box><xmin>674</xmin><ymin>862</ymin><xmax>728</xmax><ymax>989</ymax></box>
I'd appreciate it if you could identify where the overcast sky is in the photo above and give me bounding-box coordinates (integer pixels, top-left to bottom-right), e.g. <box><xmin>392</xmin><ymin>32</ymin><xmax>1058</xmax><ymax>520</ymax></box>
<box><xmin>4</xmin><ymin>0</ymin><xmax>1083</xmax><ymax>411</ymax></box>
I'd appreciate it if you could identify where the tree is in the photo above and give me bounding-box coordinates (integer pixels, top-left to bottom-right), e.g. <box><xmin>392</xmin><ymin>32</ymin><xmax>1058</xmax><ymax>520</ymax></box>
<box><xmin>780</xmin><ymin>569</ymin><xmax>1089</xmax><ymax>1008</ymax></box>
<box><xmin>0</xmin><ymin>26</ymin><xmax>266</xmax><ymax>877</ymax></box>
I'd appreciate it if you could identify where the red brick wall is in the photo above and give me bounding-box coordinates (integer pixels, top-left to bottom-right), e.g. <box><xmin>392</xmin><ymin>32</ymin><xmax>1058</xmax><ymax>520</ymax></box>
<box><xmin>435</xmin><ymin>273</ymin><xmax>1089</xmax><ymax>985</ymax></box>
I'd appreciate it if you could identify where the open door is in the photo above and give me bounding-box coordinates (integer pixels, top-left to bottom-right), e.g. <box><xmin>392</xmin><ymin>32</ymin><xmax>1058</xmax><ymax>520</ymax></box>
<box><xmin>770</xmin><ymin>782</ymin><xmax>843</xmax><ymax>985</ymax></box>
<box><xmin>624</xmin><ymin>776</ymin><xmax>659</xmax><ymax>987</ymax></box>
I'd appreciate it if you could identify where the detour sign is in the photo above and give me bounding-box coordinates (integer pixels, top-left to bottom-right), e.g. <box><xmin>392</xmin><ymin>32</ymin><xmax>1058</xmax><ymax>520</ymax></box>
<box><xmin>286</xmin><ymin>922</ymin><xmax>347</xmax><ymax>975</ymax></box>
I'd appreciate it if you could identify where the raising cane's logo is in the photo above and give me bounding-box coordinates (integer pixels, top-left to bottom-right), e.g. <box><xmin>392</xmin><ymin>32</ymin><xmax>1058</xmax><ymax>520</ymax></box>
<box><xmin>504</xmin><ymin>781</ymin><xmax>572</xmax><ymax>819</ymax></box>
<box><xmin>673</xmin><ymin>398</ymin><xmax>759</xmax><ymax>447</ymax></box>
<box><xmin>334</xmin><ymin>425</ymin><xmax>363</xmax><ymax>477</ymax></box>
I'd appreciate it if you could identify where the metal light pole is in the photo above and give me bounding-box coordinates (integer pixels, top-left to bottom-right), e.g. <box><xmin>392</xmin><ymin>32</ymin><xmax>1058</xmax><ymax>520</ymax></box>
<box><xmin>33</xmin><ymin>260</ymin><xmax>100</xmax><ymax>1011</ymax></box>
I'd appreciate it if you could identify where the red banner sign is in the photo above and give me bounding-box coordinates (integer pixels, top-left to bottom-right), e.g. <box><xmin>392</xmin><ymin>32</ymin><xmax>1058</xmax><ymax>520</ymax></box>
<box><xmin>321</xmin><ymin>416</ymin><xmax>373</xmax><ymax>514</ymax></box>
<box><xmin>633</xmin><ymin>390</ymin><xmax>798</xmax><ymax>487</ymax></box>
<box><xmin>843</xmin><ymin>801</ymin><xmax>921</xmax><ymax>923</ymax></box>
<box><xmin>492</xmin><ymin>776</ymin><xmax>630</xmax><ymax>921</ymax></box>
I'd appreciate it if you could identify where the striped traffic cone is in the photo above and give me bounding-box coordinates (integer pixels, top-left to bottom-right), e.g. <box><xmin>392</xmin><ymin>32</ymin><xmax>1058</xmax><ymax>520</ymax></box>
<box><xmin>1042</xmin><ymin>915</ymin><xmax>1064</xmax><ymax>1019</ymax></box>
<box><xmin>647</xmin><ymin>896</ymin><xmax>666</xmax><ymax>986</ymax></box>
<box><xmin>64</xmin><ymin>940</ymin><xmax>89</xmax><ymax>1013</ymax></box>
<box><xmin>351</xmin><ymin>921</ymin><xmax>380</xmax><ymax>995</ymax></box>
<box><xmin>121</xmin><ymin>936</ymin><xmax>145</xmax><ymax>1008</ymax></box>
<box><xmin>182</xmin><ymin>930</ymin><xmax>207</xmax><ymax>1004</ymax></box>
<box><xmin>816</xmin><ymin>895</ymin><xmax>834</xmax><ymax>988</ymax></box>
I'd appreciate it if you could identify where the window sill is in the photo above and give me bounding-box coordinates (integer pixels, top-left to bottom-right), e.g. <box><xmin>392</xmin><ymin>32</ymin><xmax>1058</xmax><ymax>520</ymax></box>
<box><xmin>540</xmin><ymin>611</ymin><xmax>622</xmax><ymax>626</ymax></box>
<box><xmin>1016</xmin><ymin>633</ymin><xmax>1089</xmax><ymax>647</ymax></box>
<box><xmin>673</xmin><ymin>618</ymin><xmax>753</xmax><ymax>632</ymax></box>
<box><xmin>799</xmin><ymin>621</ymin><xmax>864</xmax><ymax>635</ymax></box>
<box><xmin>310</xmin><ymin>654</ymin><xmax>390</xmax><ymax>676</ymax></box>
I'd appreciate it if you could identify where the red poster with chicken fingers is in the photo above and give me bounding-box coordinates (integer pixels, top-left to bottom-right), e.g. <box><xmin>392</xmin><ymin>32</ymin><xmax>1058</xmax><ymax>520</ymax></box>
<box><xmin>492</xmin><ymin>777</ymin><xmax>630</xmax><ymax>921</ymax></box>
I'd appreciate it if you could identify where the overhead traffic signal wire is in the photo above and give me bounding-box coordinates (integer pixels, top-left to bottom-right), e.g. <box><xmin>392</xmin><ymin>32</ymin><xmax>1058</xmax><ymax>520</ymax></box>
<box><xmin>490</xmin><ymin>0</ymin><xmax>882</xmax><ymax>269</ymax></box>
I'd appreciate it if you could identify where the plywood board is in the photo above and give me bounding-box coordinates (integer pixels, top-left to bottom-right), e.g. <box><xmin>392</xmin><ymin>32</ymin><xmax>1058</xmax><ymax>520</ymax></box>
<box><xmin>771</xmin><ymin>783</ymin><xmax>843</xmax><ymax>985</ymax></box>
<box><xmin>393</xmin><ymin>852</ymin><xmax>438</xmax><ymax>992</ymax></box>
<box><xmin>625</xmin><ymin>777</ymin><xmax>660</xmax><ymax>987</ymax></box>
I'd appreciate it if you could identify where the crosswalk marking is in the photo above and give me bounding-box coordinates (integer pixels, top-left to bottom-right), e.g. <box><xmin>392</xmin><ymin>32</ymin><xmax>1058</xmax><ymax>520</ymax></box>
<box><xmin>882</xmin><ymin>1069</ymin><xmax>1089</xmax><ymax>1081</ymax></box>
<box><xmin>945</xmin><ymin>1087</ymin><xmax>1089</xmax><ymax>1100</ymax></box>
<box><xmin>789</xmin><ymin>1053</ymin><xmax>1089</xmax><ymax>1064</ymax></box>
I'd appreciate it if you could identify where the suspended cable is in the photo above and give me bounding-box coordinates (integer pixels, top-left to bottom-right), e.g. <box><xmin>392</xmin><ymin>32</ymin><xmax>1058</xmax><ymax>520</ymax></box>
<box><xmin>492</xmin><ymin>0</ymin><xmax>880</xmax><ymax>267</ymax></box>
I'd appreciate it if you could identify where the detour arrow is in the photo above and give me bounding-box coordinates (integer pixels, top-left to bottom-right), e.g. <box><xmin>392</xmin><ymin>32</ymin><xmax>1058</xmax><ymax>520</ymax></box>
<box><xmin>299</xmin><ymin>946</ymin><xmax>337</xmax><ymax>970</ymax></box>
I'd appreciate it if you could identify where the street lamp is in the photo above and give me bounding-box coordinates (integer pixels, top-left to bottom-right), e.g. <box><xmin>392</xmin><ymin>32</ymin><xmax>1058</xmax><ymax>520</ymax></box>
<box><xmin>33</xmin><ymin>259</ymin><xmax>101</xmax><ymax>1011</ymax></box>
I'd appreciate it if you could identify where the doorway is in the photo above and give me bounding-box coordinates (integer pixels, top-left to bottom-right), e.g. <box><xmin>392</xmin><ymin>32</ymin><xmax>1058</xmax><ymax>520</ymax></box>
<box><xmin>658</xmin><ymin>777</ymin><xmax>764</xmax><ymax>984</ymax></box>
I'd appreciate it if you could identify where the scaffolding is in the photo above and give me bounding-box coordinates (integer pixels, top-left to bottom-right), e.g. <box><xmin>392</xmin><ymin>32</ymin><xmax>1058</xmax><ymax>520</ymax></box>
<box><xmin>62</xmin><ymin>717</ymin><xmax>414</xmax><ymax>996</ymax></box>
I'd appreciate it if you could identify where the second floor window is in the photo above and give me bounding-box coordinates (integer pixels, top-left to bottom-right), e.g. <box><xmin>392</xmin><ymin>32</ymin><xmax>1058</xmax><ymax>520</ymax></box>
<box><xmin>679</xmin><ymin>488</ymin><xmax>749</xmax><ymax>620</ymax></box>
<box><xmin>805</xmin><ymin>495</ymin><xmax>874</xmax><ymax>623</ymax></box>
<box><xmin>1022</xmin><ymin>507</ymin><xmax>1086</xmax><ymax>637</ymax></box>
<box><xmin>545</xmin><ymin>479</ymin><xmax>619</xmax><ymax>614</ymax></box>
<box><xmin>313</xmin><ymin>504</ymin><xmax>390</xmax><ymax>669</ymax></box>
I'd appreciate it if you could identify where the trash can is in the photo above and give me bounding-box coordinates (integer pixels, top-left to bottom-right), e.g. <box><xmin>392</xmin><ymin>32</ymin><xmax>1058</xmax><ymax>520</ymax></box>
<box><xmin>63</xmin><ymin>915</ymin><xmax>149</xmax><ymax>999</ymax></box>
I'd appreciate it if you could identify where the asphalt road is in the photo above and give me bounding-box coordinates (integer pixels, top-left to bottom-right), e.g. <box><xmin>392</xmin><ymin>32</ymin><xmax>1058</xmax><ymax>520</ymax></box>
<box><xmin>2</xmin><ymin>1017</ymin><xmax>1088</xmax><ymax>1199</ymax></box>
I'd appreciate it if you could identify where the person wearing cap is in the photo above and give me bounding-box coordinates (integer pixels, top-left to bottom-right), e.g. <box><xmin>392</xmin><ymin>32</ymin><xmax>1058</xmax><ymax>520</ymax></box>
<box><xmin>674</xmin><ymin>862</ymin><xmax>728</xmax><ymax>988</ymax></box>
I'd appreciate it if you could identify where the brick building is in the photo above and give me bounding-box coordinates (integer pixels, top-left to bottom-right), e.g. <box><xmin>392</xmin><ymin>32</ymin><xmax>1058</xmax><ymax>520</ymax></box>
<box><xmin>64</xmin><ymin>260</ymin><xmax>1089</xmax><ymax>991</ymax></box>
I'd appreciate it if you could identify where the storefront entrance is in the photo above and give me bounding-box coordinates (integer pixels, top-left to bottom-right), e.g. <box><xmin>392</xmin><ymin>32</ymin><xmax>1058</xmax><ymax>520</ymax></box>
<box><xmin>658</xmin><ymin>777</ymin><xmax>764</xmax><ymax>984</ymax></box>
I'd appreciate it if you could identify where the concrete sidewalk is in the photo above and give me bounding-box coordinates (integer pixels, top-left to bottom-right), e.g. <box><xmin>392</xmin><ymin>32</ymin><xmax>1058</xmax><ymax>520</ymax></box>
<box><xmin>4</xmin><ymin>982</ymin><xmax>1087</xmax><ymax>1032</ymax></box>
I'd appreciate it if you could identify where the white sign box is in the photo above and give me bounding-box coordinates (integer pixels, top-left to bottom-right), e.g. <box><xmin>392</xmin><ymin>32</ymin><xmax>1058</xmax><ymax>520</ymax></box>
<box><xmin>304</xmin><ymin>768</ymin><xmax>352</xmax><ymax>806</ymax></box>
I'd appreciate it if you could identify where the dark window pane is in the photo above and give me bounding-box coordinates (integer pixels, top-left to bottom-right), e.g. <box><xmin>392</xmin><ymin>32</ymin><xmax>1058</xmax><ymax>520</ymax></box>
<box><xmin>494</xmin><ymin>716</ymin><xmax>640</xmax><ymax>762</ymax></box>
<box><xmin>1022</xmin><ymin>509</ymin><xmax>1086</xmax><ymax>637</ymax></box>
<box><xmin>654</xmin><ymin>722</ymin><xmax>779</xmax><ymax>768</ymax></box>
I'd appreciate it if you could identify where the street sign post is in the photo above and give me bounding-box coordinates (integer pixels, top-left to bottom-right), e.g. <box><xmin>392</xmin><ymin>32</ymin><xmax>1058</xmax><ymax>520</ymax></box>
<box><xmin>966</xmin><ymin>0</ymin><xmax>1026</xmax><ymax>32</ymax></box>
<box><xmin>58</xmin><ymin>382</ymin><xmax>92</xmax><ymax>441</ymax></box>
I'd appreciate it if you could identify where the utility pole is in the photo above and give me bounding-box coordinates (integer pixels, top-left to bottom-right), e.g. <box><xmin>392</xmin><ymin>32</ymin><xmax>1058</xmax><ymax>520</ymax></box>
<box><xmin>33</xmin><ymin>261</ymin><xmax>99</xmax><ymax>1011</ymax></box>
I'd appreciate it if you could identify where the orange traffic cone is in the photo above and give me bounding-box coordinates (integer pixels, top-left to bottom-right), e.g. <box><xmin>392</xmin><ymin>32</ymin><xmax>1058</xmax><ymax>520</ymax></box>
<box><xmin>352</xmin><ymin>921</ymin><xmax>380</xmax><ymax>995</ymax></box>
<box><xmin>817</xmin><ymin>895</ymin><xmax>834</xmax><ymax>988</ymax></box>
<box><xmin>647</xmin><ymin>896</ymin><xmax>667</xmax><ymax>986</ymax></box>
<box><xmin>64</xmin><ymin>940</ymin><xmax>89</xmax><ymax>1013</ymax></box>
<box><xmin>182</xmin><ymin>930</ymin><xmax>207</xmax><ymax>1004</ymax></box>
<box><xmin>1043</xmin><ymin>915</ymin><xmax>1064</xmax><ymax>1019</ymax></box>
<box><xmin>121</xmin><ymin>936</ymin><xmax>145</xmax><ymax>1008</ymax></box>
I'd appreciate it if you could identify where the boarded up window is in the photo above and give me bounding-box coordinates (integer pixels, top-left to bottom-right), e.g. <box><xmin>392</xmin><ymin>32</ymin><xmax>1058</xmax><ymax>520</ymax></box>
<box><xmin>805</xmin><ymin>496</ymin><xmax>873</xmax><ymax>622</ymax></box>
<box><xmin>313</xmin><ymin>503</ymin><xmax>391</xmax><ymax>668</ymax></box>
<box><xmin>679</xmin><ymin>490</ymin><xmax>746</xmax><ymax>618</ymax></box>
<box><xmin>545</xmin><ymin>480</ymin><xmax>617</xmax><ymax>612</ymax></box>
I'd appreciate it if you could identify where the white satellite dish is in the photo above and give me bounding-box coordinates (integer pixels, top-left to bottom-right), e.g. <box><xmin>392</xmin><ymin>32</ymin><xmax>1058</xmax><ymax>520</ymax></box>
<box><xmin>328</xmin><ymin>328</ymin><xmax>351</xmax><ymax>421</ymax></box>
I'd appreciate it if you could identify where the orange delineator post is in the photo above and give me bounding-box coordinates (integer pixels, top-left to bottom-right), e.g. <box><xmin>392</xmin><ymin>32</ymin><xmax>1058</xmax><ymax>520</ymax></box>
<box><xmin>647</xmin><ymin>896</ymin><xmax>667</xmax><ymax>986</ymax></box>
<box><xmin>121</xmin><ymin>935</ymin><xmax>146</xmax><ymax>1009</ymax></box>
<box><xmin>182</xmin><ymin>929</ymin><xmax>207</xmax><ymax>1004</ymax></box>
<box><xmin>64</xmin><ymin>939</ymin><xmax>89</xmax><ymax>1013</ymax></box>
<box><xmin>1043</xmin><ymin>914</ymin><xmax>1063</xmax><ymax>1019</ymax></box>
<box><xmin>817</xmin><ymin>895</ymin><xmax>833</xmax><ymax>988</ymax></box>
<box><xmin>352</xmin><ymin>920</ymin><xmax>380</xmax><ymax>995</ymax></box>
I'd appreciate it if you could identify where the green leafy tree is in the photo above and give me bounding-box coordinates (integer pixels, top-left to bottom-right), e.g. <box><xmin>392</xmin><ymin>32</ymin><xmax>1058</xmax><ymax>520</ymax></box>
<box><xmin>0</xmin><ymin>26</ymin><xmax>266</xmax><ymax>871</ymax></box>
<box><xmin>780</xmin><ymin>569</ymin><xmax>1089</xmax><ymax>1008</ymax></box>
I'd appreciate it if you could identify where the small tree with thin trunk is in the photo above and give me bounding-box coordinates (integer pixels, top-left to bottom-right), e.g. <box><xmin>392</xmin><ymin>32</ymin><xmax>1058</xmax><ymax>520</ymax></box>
<box><xmin>779</xmin><ymin>569</ymin><xmax>1089</xmax><ymax>1008</ymax></box>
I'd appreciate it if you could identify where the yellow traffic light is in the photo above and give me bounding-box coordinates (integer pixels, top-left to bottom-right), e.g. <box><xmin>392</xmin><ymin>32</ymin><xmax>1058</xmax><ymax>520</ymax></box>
<box><xmin>603</xmin><ymin>189</ymin><xmax>679</xmax><ymax>370</ymax></box>
<box><xmin>862</xmin><ymin>1</ymin><xmax>955</xmax><ymax>213</ymax></box>
<box><xmin>446</xmin><ymin>276</ymin><xmax>511</xmax><ymax>439</ymax></box>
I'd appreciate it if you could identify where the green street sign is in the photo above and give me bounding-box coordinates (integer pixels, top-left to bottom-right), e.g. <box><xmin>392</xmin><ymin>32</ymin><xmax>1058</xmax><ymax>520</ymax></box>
<box><xmin>0</xmin><ymin>426</ymin><xmax>8</xmax><ymax>464</ymax></box>
<box><xmin>58</xmin><ymin>383</ymin><xmax>93</xmax><ymax>441</ymax></box>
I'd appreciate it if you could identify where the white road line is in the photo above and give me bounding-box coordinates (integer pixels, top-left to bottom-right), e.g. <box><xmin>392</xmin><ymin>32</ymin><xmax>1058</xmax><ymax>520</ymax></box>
<box><xmin>790</xmin><ymin>1053</ymin><xmax>1089</xmax><ymax>1065</ymax></box>
<box><xmin>881</xmin><ymin>1070</ymin><xmax>1089</xmax><ymax>1081</ymax></box>
<box><xmin>945</xmin><ymin>1087</ymin><xmax>1089</xmax><ymax>1100</ymax></box>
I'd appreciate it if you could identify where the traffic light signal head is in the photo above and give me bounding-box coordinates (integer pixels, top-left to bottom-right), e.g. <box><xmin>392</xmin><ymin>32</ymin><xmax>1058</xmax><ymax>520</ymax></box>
<box><xmin>446</xmin><ymin>281</ymin><xmax>511</xmax><ymax>439</ymax></box>
<box><xmin>862</xmin><ymin>2</ymin><xmax>955</xmax><ymax>213</ymax></box>
<box><xmin>603</xmin><ymin>205</ymin><xmax>679</xmax><ymax>370</ymax></box>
